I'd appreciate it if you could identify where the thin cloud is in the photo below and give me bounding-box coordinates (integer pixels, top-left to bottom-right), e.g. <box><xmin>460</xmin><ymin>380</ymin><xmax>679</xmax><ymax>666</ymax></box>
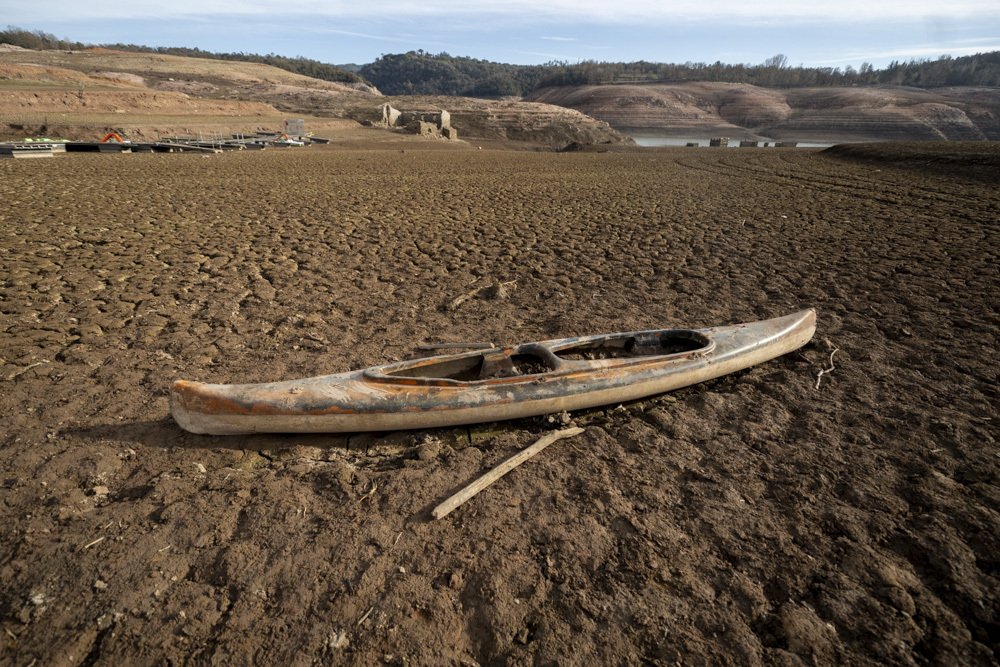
<box><xmin>819</xmin><ymin>41</ymin><xmax>1000</xmax><ymax>65</ymax></box>
<box><xmin>8</xmin><ymin>0</ymin><xmax>997</xmax><ymax>23</ymax></box>
<box><xmin>515</xmin><ymin>50</ymin><xmax>580</xmax><ymax>62</ymax></box>
<box><xmin>299</xmin><ymin>27</ymin><xmax>413</xmax><ymax>43</ymax></box>
<box><xmin>541</xmin><ymin>36</ymin><xmax>577</xmax><ymax>42</ymax></box>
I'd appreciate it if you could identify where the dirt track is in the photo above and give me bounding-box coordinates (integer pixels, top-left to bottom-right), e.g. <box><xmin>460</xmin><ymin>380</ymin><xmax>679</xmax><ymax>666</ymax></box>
<box><xmin>1</xmin><ymin>145</ymin><xmax>997</xmax><ymax>665</ymax></box>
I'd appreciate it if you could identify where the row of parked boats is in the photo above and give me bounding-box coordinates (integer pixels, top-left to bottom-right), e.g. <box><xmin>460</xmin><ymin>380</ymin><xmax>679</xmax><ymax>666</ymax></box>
<box><xmin>0</xmin><ymin>132</ymin><xmax>326</xmax><ymax>158</ymax></box>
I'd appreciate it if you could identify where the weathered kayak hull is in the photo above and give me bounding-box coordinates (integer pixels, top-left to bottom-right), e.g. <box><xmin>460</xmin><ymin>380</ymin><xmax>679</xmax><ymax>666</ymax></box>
<box><xmin>171</xmin><ymin>309</ymin><xmax>816</xmax><ymax>435</ymax></box>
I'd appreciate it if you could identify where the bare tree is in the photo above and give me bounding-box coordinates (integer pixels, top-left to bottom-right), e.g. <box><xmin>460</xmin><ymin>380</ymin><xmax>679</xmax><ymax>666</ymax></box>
<box><xmin>762</xmin><ymin>54</ymin><xmax>789</xmax><ymax>69</ymax></box>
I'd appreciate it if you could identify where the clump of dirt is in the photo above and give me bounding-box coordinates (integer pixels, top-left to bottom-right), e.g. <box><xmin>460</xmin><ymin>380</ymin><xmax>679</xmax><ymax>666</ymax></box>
<box><xmin>0</xmin><ymin>144</ymin><xmax>997</xmax><ymax>665</ymax></box>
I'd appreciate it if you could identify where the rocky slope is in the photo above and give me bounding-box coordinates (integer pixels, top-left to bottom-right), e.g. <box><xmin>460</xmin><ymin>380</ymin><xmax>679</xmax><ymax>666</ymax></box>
<box><xmin>527</xmin><ymin>83</ymin><xmax>1000</xmax><ymax>141</ymax></box>
<box><xmin>0</xmin><ymin>46</ymin><xmax>377</xmax><ymax>96</ymax></box>
<box><xmin>333</xmin><ymin>95</ymin><xmax>631</xmax><ymax>146</ymax></box>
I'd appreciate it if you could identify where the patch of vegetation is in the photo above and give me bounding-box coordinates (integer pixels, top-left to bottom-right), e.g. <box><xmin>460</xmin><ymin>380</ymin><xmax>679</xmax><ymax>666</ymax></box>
<box><xmin>359</xmin><ymin>51</ymin><xmax>551</xmax><ymax>97</ymax></box>
<box><xmin>1</xmin><ymin>27</ymin><xmax>85</xmax><ymax>51</ymax></box>
<box><xmin>534</xmin><ymin>53</ymin><xmax>1000</xmax><ymax>89</ymax></box>
<box><xmin>363</xmin><ymin>51</ymin><xmax>1000</xmax><ymax>95</ymax></box>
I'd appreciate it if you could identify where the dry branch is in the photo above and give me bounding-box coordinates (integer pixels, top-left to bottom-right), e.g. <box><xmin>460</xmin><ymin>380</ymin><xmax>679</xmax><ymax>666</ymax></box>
<box><xmin>447</xmin><ymin>280</ymin><xmax>517</xmax><ymax>311</ymax></box>
<box><xmin>432</xmin><ymin>427</ymin><xmax>585</xmax><ymax>520</ymax></box>
<box><xmin>815</xmin><ymin>346</ymin><xmax>840</xmax><ymax>389</ymax></box>
<box><xmin>8</xmin><ymin>360</ymin><xmax>50</xmax><ymax>380</ymax></box>
<box><xmin>447</xmin><ymin>281</ymin><xmax>484</xmax><ymax>311</ymax></box>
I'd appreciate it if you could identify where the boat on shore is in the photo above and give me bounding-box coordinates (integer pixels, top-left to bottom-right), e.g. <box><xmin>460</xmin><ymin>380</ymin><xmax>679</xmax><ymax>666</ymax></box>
<box><xmin>170</xmin><ymin>309</ymin><xmax>816</xmax><ymax>435</ymax></box>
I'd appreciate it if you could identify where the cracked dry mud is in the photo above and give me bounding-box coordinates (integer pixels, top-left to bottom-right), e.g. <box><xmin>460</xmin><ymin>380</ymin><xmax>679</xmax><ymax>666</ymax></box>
<box><xmin>1</xmin><ymin>144</ymin><xmax>997</xmax><ymax>665</ymax></box>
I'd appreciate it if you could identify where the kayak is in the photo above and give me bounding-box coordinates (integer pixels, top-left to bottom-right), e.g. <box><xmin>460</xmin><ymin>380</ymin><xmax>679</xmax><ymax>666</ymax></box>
<box><xmin>171</xmin><ymin>309</ymin><xmax>816</xmax><ymax>435</ymax></box>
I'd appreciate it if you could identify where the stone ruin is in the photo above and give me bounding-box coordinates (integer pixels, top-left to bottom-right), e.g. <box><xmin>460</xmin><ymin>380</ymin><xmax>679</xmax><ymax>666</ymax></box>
<box><xmin>374</xmin><ymin>104</ymin><xmax>458</xmax><ymax>141</ymax></box>
<box><xmin>378</xmin><ymin>103</ymin><xmax>401</xmax><ymax>127</ymax></box>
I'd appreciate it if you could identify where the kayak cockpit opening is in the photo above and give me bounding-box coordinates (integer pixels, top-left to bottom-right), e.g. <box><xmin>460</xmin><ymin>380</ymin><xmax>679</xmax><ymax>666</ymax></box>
<box><xmin>554</xmin><ymin>329</ymin><xmax>711</xmax><ymax>360</ymax></box>
<box><xmin>380</xmin><ymin>355</ymin><xmax>486</xmax><ymax>382</ymax></box>
<box><xmin>367</xmin><ymin>331</ymin><xmax>712</xmax><ymax>385</ymax></box>
<box><xmin>376</xmin><ymin>348</ymin><xmax>559</xmax><ymax>383</ymax></box>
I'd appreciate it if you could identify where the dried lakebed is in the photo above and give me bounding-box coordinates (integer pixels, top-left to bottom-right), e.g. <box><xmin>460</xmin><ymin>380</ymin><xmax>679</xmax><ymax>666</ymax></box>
<box><xmin>1</xmin><ymin>145</ymin><xmax>997</xmax><ymax>665</ymax></box>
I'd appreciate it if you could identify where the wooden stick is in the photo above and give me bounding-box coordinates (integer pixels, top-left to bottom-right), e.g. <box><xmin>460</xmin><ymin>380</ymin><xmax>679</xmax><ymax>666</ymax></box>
<box><xmin>81</xmin><ymin>536</ymin><xmax>105</xmax><ymax>550</ymax></box>
<box><xmin>7</xmin><ymin>360</ymin><xmax>49</xmax><ymax>381</ymax></box>
<box><xmin>432</xmin><ymin>427</ymin><xmax>584</xmax><ymax>520</ymax></box>
<box><xmin>356</xmin><ymin>606</ymin><xmax>375</xmax><ymax>626</ymax></box>
<box><xmin>447</xmin><ymin>281</ymin><xmax>483</xmax><ymax>311</ymax></box>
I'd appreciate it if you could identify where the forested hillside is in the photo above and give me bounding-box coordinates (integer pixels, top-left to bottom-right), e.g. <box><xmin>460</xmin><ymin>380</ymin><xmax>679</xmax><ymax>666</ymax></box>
<box><xmin>358</xmin><ymin>51</ymin><xmax>549</xmax><ymax>96</ymax></box>
<box><xmin>362</xmin><ymin>51</ymin><xmax>1000</xmax><ymax>96</ymax></box>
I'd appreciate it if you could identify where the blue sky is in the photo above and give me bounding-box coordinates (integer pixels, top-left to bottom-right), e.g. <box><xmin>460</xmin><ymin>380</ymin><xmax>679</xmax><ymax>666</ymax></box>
<box><xmin>6</xmin><ymin>1</ymin><xmax>999</xmax><ymax>69</ymax></box>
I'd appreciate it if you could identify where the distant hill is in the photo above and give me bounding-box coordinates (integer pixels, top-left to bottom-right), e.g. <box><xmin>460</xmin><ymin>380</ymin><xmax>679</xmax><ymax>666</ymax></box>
<box><xmin>0</xmin><ymin>45</ymin><xmax>630</xmax><ymax>147</ymax></box>
<box><xmin>357</xmin><ymin>51</ymin><xmax>1000</xmax><ymax>141</ymax></box>
<box><xmin>0</xmin><ymin>27</ymin><xmax>365</xmax><ymax>87</ymax></box>
<box><xmin>526</xmin><ymin>82</ymin><xmax>1000</xmax><ymax>142</ymax></box>
<box><xmin>7</xmin><ymin>27</ymin><xmax>998</xmax><ymax>96</ymax></box>
<box><xmin>531</xmin><ymin>52</ymin><xmax>1000</xmax><ymax>89</ymax></box>
<box><xmin>0</xmin><ymin>44</ymin><xmax>379</xmax><ymax>141</ymax></box>
<box><xmin>359</xmin><ymin>51</ymin><xmax>1000</xmax><ymax>97</ymax></box>
<box><xmin>359</xmin><ymin>51</ymin><xmax>550</xmax><ymax>97</ymax></box>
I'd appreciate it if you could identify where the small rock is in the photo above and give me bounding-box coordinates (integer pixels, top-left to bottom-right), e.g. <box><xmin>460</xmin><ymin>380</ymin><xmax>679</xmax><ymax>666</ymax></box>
<box><xmin>547</xmin><ymin>411</ymin><xmax>572</xmax><ymax>426</ymax></box>
<box><xmin>194</xmin><ymin>463</ymin><xmax>207</xmax><ymax>474</ymax></box>
<box><xmin>417</xmin><ymin>439</ymin><xmax>441</xmax><ymax>461</ymax></box>
<box><xmin>484</xmin><ymin>281</ymin><xmax>512</xmax><ymax>300</ymax></box>
<box><xmin>883</xmin><ymin>585</ymin><xmax>916</xmax><ymax>616</ymax></box>
<box><xmin>94</xmin><ymin>580</ymin><xmax>107</xmax><ymax>591</ymax></box>
<box><xmin>29</xmin><ymin>592</ymin><xmax>46</xmax><ymax>606</ymax></box>
<box><xmin>327</xmin><ymin>630</ymin><xmax>349</xmax><ymax>649</ymax></box>
<box><xmin>92</xmin><ymin>486</ymin><xmax>110</xmax><ymax>497</ymax></box>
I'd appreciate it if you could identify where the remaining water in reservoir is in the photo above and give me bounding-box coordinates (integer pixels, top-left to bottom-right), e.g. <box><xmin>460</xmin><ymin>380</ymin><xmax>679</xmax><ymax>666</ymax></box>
<box><xmin>629</xmin><ymin>135</ymin><xmax>835</xmax><ymax>149</ymax></box>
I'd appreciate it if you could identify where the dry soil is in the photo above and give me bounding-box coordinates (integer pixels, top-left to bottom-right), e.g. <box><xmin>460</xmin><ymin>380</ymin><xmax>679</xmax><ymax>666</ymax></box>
<box><xmin>1</xmin><ymin>144</ymin><xmax>997</xmax><ymax>665</ymax></box>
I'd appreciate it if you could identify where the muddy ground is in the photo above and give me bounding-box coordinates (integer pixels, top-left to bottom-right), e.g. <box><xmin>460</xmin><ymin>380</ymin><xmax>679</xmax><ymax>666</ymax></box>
<box><xmin>1</xmin><ymin>143</ymin><xmax>997</xmax><ymax>665</ymax></box>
